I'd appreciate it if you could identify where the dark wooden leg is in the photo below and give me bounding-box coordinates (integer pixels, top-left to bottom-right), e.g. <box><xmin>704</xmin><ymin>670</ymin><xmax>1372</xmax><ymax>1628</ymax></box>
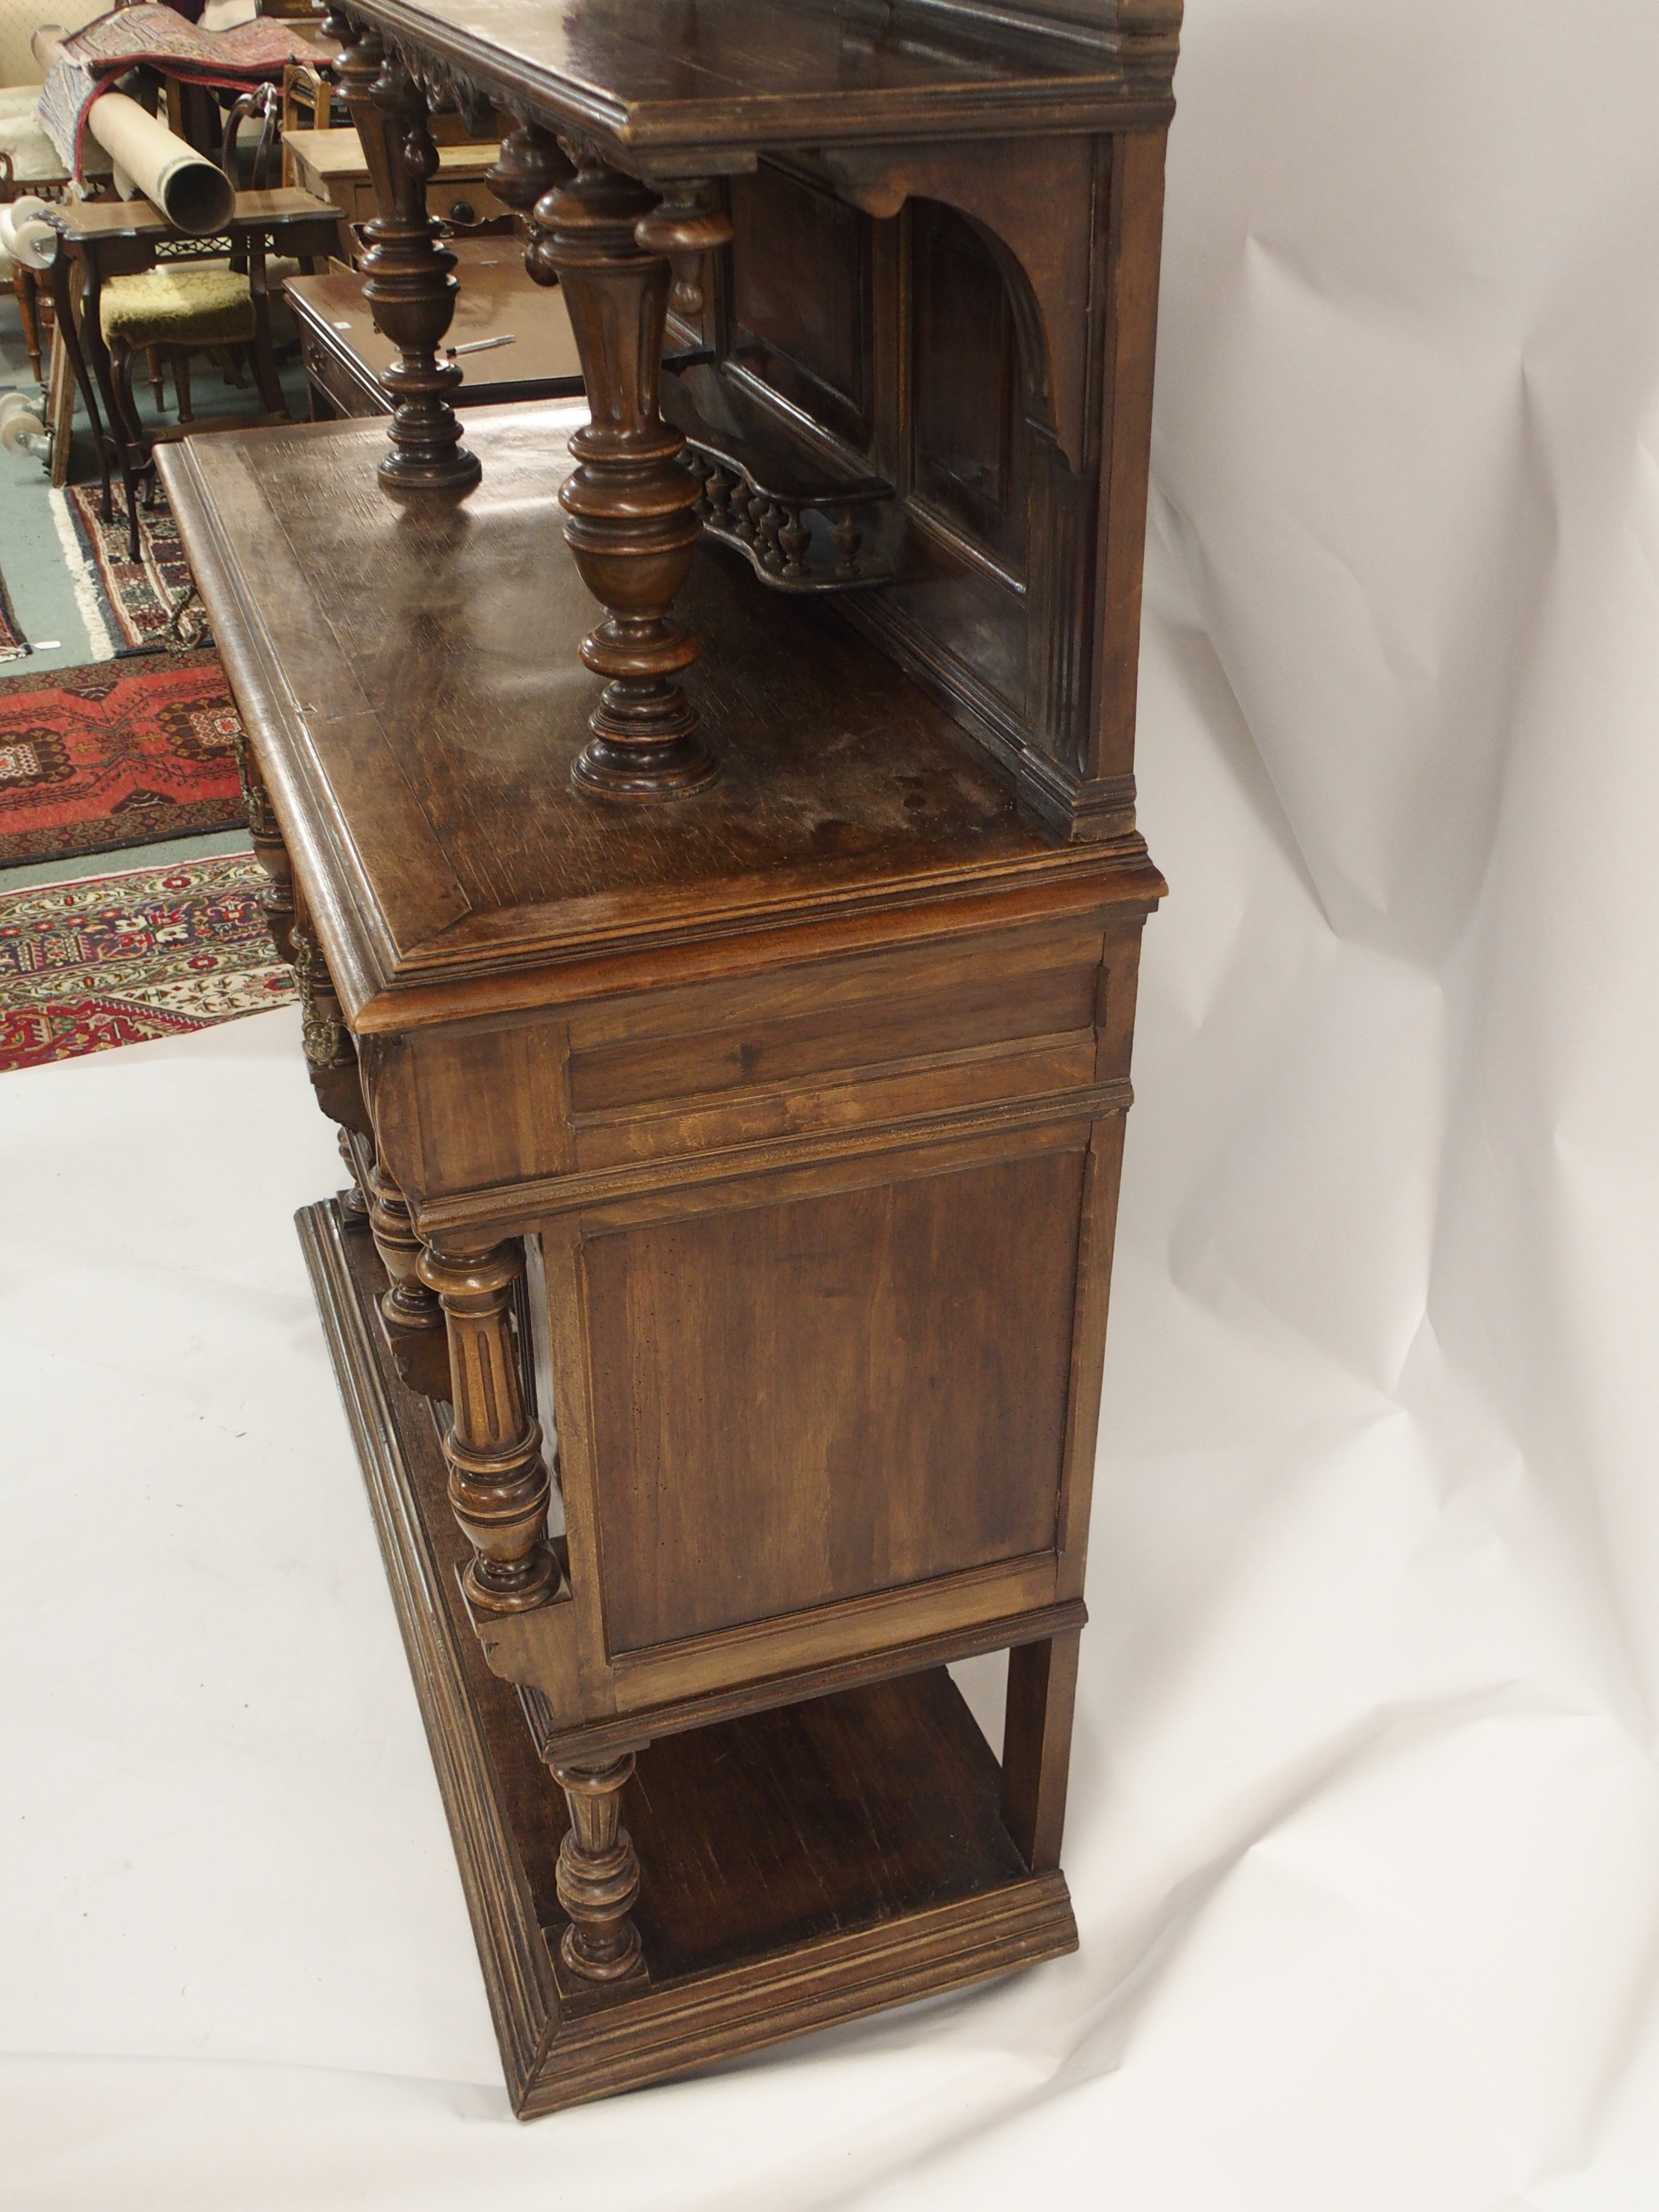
<box><xmin>14</xmin><ymin>264</ymin><xmax>43</xmax><ymax>385</ymax></box>
<box><xmin>363</xmin><ymin>1157</ymin><xmax>450</xmax><ymax>1400</ymax></box>
<box><xmin>340</xmin><ymin>23</ymin><xmax>478</xmax><ymax>493</ymax></box>
<box><xmin>79</xmin><ymin>261</ymin><xmax>146</xmax><ymax>559</ymax></box>
<box><xmin>418</xmin><ymin>1238</ymin><xmax>558</xmax><ymax>1613</ymax></box>
<box><xmin>172</xmin><ymin>347</ymin><xmax>193</xmax><ymax>424</ymax></box>
<box><xmin>51</xmin><ymin>246</ymin><xmax>112</xmax><ymax>517</ymax></box>
<box><xmin>549</xmin><ymin>1753</ymin><xmax>644</xmax><ymax>1984</ymax></box>
<box><xmin>1000</xmin><ymin>1629</ymin><xmax>1081</xmax><ymax>1873</ymax></box>
<box><xmin>528</xmin><ymin>158</ymin><xmax>725</xmax><ymax>801</ymax></box>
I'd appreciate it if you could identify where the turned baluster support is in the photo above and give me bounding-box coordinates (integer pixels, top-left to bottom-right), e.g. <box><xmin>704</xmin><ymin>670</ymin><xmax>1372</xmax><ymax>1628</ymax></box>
<box><xmin>363</xmin><ymin>1158</ymin><xmax>449</xmax><ymax>1398</ymax></box>
<box><xmin>527</xmin><ymin>156</ymin><xmax>729</xmax><ymax>801</ymax></box>
<box><xmin>634</xmin><ymin>178</ymin><xmax>729</xmax><ymax>321</ymax></box>
<box><xmin>340</xmin><ymin>30</ymin><xmax>478</xmax><ymax>493</ymax></box>
<box><xmin>484</xmin><ymin>116</ymin><xmax>572</xmax><ymax>243</ymax></box>
<box><xmin>419</xmin><ymin>1239</ymin><xmax>557</xmax><ymax>1612</ymax></box>
<box><xmin>550</xmin><ymin>1753</ymin><xmax>644</xmax><ymax>1983</ymax></box>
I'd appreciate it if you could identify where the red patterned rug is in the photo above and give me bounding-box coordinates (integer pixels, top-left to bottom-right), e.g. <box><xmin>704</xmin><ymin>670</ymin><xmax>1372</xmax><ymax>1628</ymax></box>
<box><xmin>0</xmin><ymin>852</ymin><xmax>295</xmax><ymax>1071</ymax></box>
<box><xmin>50</xmin><ymin>483</ymin><xmax>211</xmax><ymax>657</ymax></box>
<box><xmin>0</xmin><ymin>649</ymin><xmax>247</xmax><ymax>866</ymax></box>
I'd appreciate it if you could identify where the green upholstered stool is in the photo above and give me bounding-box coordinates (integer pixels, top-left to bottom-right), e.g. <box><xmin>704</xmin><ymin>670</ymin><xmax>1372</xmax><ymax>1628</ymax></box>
<box><xmin>99</xmin><ymin>264</ymin><xmax>257</xmax><ymax>350</ymax></box>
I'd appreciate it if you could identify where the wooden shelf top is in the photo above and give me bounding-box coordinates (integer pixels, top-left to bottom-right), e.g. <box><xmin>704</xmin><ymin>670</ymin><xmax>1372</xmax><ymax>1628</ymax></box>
<box><xmin>158</xmin><ymin>405</ymin><xmax>1161</xmax><ymax>1030</ymax></box>
<box><xmin>346</xmin><ymin>0</ymin><xmax>1179</xmax><ymax>161</ymax></box>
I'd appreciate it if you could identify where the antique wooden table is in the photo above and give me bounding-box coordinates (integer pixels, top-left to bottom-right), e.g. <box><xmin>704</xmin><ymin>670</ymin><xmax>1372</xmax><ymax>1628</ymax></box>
<box><xmin>287</xmin><ymin>237</ymin><xmax>583</xmax><ymax>419</ymax></box>
<box><xmin>46</xmin><ymin>188</ymin><xmax>342</xmax><ymax>556</ymax></box>
<box><xmin>159</xmin><ymin>0</ymin><xmax>1181</xmax><ymax>2117</ymax></box>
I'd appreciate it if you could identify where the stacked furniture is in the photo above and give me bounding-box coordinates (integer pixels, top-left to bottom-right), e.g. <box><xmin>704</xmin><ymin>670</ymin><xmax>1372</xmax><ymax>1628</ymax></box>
<box><xmin>157</xmin><ymin>0</ymin><xmax>1183</xmax><ymax>2117</ymax></box>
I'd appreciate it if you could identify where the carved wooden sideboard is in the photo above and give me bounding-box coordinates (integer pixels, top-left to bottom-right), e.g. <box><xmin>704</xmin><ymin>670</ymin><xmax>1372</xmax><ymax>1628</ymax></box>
<box><xmin>157</xmin><ymin>0</ymin><xmax>1181</xmax><ymax>2117</ymax></box>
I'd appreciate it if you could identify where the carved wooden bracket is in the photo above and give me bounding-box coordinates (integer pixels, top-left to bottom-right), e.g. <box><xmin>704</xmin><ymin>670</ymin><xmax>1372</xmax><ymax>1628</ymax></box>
<box><xmin>818</xmin><ymin>136</ymin><xmax>1102</xmax><ymax>474</ymax></box>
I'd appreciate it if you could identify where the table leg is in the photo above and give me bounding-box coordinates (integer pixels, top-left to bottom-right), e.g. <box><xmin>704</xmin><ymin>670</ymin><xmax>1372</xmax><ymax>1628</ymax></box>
<box><xmin>48</xmin><ymin>243</ymin><xmax>112</xmax><ymax>519</ymax></box>
<box><xmin>1000</xmin><ymin>1628</ymin><xmax>1081</xmax><ymax>1873</ymax></box>
<box><xmin>13</xmin><ymin>264</ymin><xmax>42</xmax><ymax>385</ymax></box>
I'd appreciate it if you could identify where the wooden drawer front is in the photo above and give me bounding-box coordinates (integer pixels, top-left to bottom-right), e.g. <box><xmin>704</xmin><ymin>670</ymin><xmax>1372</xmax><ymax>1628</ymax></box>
<box><xmin>303</xmin><ymin>333</ymin><xmax>381</xmax><ymax>420</ymax></box>
<box><xmin>566</xmin><ymin>919</ymin><xmax>1104</xmax><ymax>1170</ymax></box>
<box><xmin>583</xmin><ymin>1146</ymin><xmax>1084</xmax><ymax>1655</ymax></box>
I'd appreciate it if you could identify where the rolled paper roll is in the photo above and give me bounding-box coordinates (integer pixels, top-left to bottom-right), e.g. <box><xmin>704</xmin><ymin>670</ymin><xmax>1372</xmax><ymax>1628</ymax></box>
<box><xmin>81</xmin><ymin>91</ymin><xmax>234</xmax><ymax>235</ymax></box>
<box><xmin>0</xmin><ymin>196</ymin><xmax>59</xmax><ymax>271</ymax></box>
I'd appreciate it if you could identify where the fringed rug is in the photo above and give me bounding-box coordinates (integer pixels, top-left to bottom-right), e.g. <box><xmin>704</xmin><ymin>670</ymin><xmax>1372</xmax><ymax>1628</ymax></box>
<box><xmin>0</xmin><ymin>565</ymin><xmax>27</xmax><ymax>662</ymax></box>
<box><xmin>0</xmin><ymin>851</ymin><xmax>295</xmax><ymax>1072</ymax></box>
<box><xmin>0</xmin><ymin>649</ymin><xmax>247</xmax><ymax>866</ymax></box>
<box><xmin>48</xmin><ymin>483</ymin><xmax>212</xmax><ymax>658</ymax></box>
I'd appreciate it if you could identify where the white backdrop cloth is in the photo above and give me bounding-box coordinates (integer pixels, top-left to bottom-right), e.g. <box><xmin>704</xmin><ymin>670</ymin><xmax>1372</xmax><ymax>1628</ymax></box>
<box><xmin>6</xmin><ymin>0</ymin><xmax>1659</xmax><ymax>2203</ymax></box>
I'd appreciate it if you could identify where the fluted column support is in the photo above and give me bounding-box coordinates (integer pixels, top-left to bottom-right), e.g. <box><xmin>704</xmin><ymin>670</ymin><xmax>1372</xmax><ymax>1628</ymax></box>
<box><xmin>419</xmin><ymin>1239</ymin><xmax>557</xmax><ymax>1612</ymax></box>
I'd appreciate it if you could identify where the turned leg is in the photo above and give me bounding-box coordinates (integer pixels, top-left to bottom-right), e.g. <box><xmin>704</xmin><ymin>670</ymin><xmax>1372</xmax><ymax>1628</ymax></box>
<box><xmin>363</xmin><ymin>1157</ymin><xmax>449</xmax><ymax>1399</ymax></box>
<box><xmin>418</xmin><ymin>1239</ymin><xmax>558</xmax><ymax>1613</ymax></box>
<box><xmin>527</xmin><ymin>157</ymin><xmax>730</xmax><ymax>800</ymax></box>
<box><xmin>550</xmin><ymin>1753</ymin><xmax>643</xmax><ymax>1983</ymax></box>
<box><xmin>1000</xmin><ymin>1628</ymin><xmax>1081</xmax><ymax>1873</ymax></box>
<box><xmin>339</xmin><ymin>24</ymin><xmax>478</xmax><ymax>492</ymax></box>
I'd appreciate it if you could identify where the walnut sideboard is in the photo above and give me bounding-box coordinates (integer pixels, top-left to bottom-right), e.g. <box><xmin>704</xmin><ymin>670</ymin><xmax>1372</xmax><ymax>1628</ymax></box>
<box><xmin>157</xmin><ymin>0</ymin><xmax>1181</xmax><ymax>2118</ymax></box>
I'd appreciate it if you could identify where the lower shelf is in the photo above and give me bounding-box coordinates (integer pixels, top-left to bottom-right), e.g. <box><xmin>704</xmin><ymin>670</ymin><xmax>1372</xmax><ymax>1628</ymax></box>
<box><xmin>299</xmin><ymin>1196</ymin><xmax>1078</xmax><ymax>2116</ymax></box>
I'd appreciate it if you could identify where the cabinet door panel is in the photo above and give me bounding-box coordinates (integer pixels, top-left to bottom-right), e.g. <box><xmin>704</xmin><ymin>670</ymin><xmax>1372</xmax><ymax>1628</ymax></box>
<box><xmin>584</xmin><ymin>1148</ymin><xmax>1084</xmax><ymax>1653</ymax></box>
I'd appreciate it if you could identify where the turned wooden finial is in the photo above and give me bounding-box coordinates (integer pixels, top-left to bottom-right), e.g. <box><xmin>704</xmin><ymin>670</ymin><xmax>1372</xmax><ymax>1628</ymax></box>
<box><xmin>484</xmin><ymin>118</ymin><xmax>573</xmax><ymax>237</ymax></box>
<box><xmin>527</xmin><ymin>156</ymin><xmax>717</xmax><ymax>801</ymax></box>
<box><xmin>418</xmin><ymin>1240</ymin><xmax>557</xmax><ymax>1612</ymax></box>
<box><xmin>339</xmin><ymin>40</ymin><xmax>480</xmax><ymax>493</ymax></box>
<box><xmin>633</xmin><ymin>180</ymin><xmax>731</xmax><ymax>319</ymax></box>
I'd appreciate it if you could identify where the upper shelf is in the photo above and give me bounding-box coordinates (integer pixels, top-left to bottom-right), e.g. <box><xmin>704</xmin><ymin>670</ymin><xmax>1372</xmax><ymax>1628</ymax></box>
<box><xmin>346</xmin><ymin>0</ymin><xmax>1181</xmax><ymax>167</ymax></box>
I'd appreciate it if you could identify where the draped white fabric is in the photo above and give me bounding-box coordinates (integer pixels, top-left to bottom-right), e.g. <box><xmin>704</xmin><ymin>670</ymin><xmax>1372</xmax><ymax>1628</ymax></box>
<box><xmin>6</xmin><ymin>0</ymin><xmax>1659</xmax><ymax>2200</ymax></box>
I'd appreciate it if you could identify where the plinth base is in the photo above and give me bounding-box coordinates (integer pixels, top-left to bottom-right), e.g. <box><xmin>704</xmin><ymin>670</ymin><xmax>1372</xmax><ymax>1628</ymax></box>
<box><xmin>299</xmin><ymin>1198</ymin><xmax>1077</xmax><ymax>2116</ymax></box>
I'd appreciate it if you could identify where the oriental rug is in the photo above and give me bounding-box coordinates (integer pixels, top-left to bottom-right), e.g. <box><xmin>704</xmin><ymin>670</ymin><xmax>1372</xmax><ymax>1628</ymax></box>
<box><xmin>0</xmin><ymin>649</ymin><xmax>246</xmax><ymax>865</ymax></box>
<box><xmin>0</xmin><ymin>851</ymin><xmax>294</xmax><ymax>1072</ymax></box>
<box><xmin>49</xmin><ymin>483</ymin><xmax>212</xmax><ymax>657</ymax></box>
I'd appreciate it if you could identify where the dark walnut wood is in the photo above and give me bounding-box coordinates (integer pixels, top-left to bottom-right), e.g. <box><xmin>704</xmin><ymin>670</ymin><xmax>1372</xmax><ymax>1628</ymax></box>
<box><xmin>527</xmin><ymin>157</ymin><xmax>719</xmax><ymax>802</ymax></box>
<box><xmin>418</xmin><ymin>1237</ymin><xmax>560</xmax><ymax>1612</ymax></box>
<box><xmin>159</xmin><ymin>0</ymin><xmax>1181</xmax><ymax>2104</ymax></box>
<box><xmin>548</xmin><ymin>1752</ymin><xmax>643</xmax><ymax>1984</ymax></box>
<box><xmin>162</xmin><ymin>396</ymin><xmax>1160</xmax><ymax>2105</ymax></box>
<box><xmin>300</xmin><ymin>1194</ymin><xmax>1076</xmax><ymax>2112</ymax></box>
<box><xmin>327</xmin><ymin>0</ymin><xmax>1178</xmax><ymax>839</ymax></box>
<box><xmin>339</xmin><ymin>22</ymin><xmax>480</xmax><ymax>489</ymax></box>
<box><xmin>286</xmin><ymin>239</ymin><xmax>584</xmax><ymax>422</ymax></box>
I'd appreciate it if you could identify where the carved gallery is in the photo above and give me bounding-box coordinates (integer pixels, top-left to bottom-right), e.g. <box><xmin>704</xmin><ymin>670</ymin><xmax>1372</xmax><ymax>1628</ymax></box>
<box><xmin>3</xmin><ymin>0</ymin><xmax>1656</xmax><ymax>2203</ymax></box>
